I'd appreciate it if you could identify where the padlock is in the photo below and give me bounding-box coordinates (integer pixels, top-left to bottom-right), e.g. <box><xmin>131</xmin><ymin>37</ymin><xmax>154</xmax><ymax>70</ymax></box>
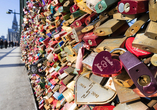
<box><xmin>113</xmin><ymin>12</ymin><xmax>137</xmax><ymax>20</ymax></box>
<box><xmin>118</xmin><ymin>0</ymin><xmax>148</xmax><ymax>14</ymax></box>
<box><xmin>86</xmin><ymin>0</ymin><xmax>100</xmax><ymax>12</ymax></box>
<box><xmin>75</xmin><ymin>72</ymin><xmax>116</xmax><ymax>104</ymax></box>
<box><xmin>63</xmin><ymin>18</ymin><xmax>75</xmax><ymax>26</ymax></box>
<box><xmin>70</xmin><ymin>4</ymin><xmax>79</xmax><ymax>13</ymax></box>
<box><xmin>119</xmin><ymin>48</ymin><xmax>157</xmax><ymax>96</ymax></box>
<box><xmin>70</xmin><ymin>14</ymin><xmax>88</xmax><ymax>28</ymax></box>
<box><xmin>95</xmin><ymin>36</ymin><xmax>127</xmax><ymax>53</ymax></box>
<box><xmin>58</xmin><ymin>6</ymin><xmax>70</xmax><ymax>13</ymax></box>
<box><xmin>51</xmin><ymin>0</ymin><xmax>61</xmax><ymax>6</ymax></box>
<box><xmin>113</xmin><ymin>68</ymin><xmax>134</xmax><ymax>88</ymax></box>
<box><xmin>94</xmin><ymin>0</ymin><xmax>119</xmax><ymax>13</ymax></box>
<box><xmin>63</xmin><ymin>13</ymin><xmax>71</xmax><ymax>20</ymax></box>
<box><xmin>94</xmin><ymin>19</ymin><xmax>126</xmax><ymax>36</ymax></box>
<box><xmin>149</xmin><ymin>0</ymin><xmax>157</xmax><ymax>21</ymax></box>
<box><xmin>125</xmin><ymin>13</ymin><xmax>149</xmax><ymax>37</ymax></box>
<box><xmin>72</xmin><ymin>26</ymin><xmax>85</xmax><ymax>42</ymax></box>
<box><xmin>90</xmin><ymin>73</ymin><xmax>107</xmax><ymax>86</ymax></box>
<box><xmin>77</xmin><ymin>1</ymin><xmax>93</xmax><ymax>14</ymax></box>
<box><xmin>63</xmin><ymin>0</ymin><xmax>74</xmax><ymax>7</ymax></box>
<box><xmin>71</xmin><ymin>10</ymin><xmax>86</xmax><ymax>19</ymax></box>
<box><xmin>64</xmin><ymin>45</ymin><xmax>75</xmax><ymax>56</ymax></box>
<box><xmin>82</xmin><ymin>14</ymin><xmax>108</xmax><ymax>33</ymax></box>
<box><xmin>144</xmin><ymin>21</ymin><xmax>157</xmax><ymax>40</ymax></box>
<box><xmin>59</xmin><ymin>0</ymin><xmax>66</xmax><ymax>3</ymax></box>
<box><xmin>85</xmin><ymin>12</ymin><xmax>98</xmax><ymax>26</ymax></box>
<box><xmin>132</xmin><ymin>33</ymin><xmax>157</xmax><ymax>53</ymax></box>
<box><xmin>61</xmin><ymin>31</ymin><xmax>72</xmax><ymax>42</ymax></box>
<box><xmin>92</xmin><ymin>48</ymin><xmax>126</xmax><ymax>77</ymax></box>
<box><xmin>83</xmin><ymin>32</ymin><xmax>105</xmax><ymax>47</ymax></box>
<box><xmin>125</xmin><ymin>37</ymin><xmax>152</xmax><ymax>58</ymax></box>
<box><xmin>73</xmin><ymin>42</ymin><xmax>84</xmax><ymax>55</ymax></box>
<box><xmin>113</xmin><ymin>81</ymin><xmax>140</xmax><ymax>104</ymax></box>
<box><xmin>82</xmin><ymin>52</ymin><xmax>98</xmax><ymax>70</ymax></box>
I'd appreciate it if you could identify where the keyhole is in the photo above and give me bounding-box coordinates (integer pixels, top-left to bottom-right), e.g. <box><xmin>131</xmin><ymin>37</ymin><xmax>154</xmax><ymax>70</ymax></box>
<box><xmin>98</xmin><ymin>4</ymin><xmax>103</xmax><ymax>10</ymax></box>
<box><xmin>117</xmin><ymin>80</ymin><xmax>124</xmax><ymax>86</ymax></box>
<box><xmin>137</xmin><ymin>75</ymin><xmax>151</xmax><ymax>86</ymax></box>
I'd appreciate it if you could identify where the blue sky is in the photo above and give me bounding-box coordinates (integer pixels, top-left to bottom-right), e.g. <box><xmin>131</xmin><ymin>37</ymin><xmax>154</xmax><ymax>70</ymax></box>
<box><xmin>0</xmin><ymin>0</ymin><xmax>20</xmax><ymax>38</ymax></box>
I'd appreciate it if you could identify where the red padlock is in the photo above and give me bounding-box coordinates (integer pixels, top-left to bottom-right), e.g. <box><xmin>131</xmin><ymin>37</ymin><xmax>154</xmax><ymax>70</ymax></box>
<box><xmin>118</xmin><ymin>0</ymin><xmax>148</xmax><ymax>14</ymax></box>
<box><xmin>83</xmin><ymin>32</ymin><xmax>104</xmax><ymax>47</ymax></box>
<box><xmin>125</xmin><ymin>37</ymin><xmax>152</xmax><ymax>58</ymax></box>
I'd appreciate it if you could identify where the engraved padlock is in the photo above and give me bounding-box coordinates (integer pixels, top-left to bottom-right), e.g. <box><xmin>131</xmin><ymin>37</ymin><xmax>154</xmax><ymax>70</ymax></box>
<box><xmin>92</xmin><ymin>48</ymin><xmax>126</xmax><ymax>77</ymax></box>
<box><xmin>118</xmin><ymin>48</ymin><xmax>157</xmax><ymax>96</ymax></box>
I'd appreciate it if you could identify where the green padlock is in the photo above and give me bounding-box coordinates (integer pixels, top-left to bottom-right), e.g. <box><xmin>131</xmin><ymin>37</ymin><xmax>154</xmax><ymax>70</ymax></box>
<box><xmin>95</xmin><ymin>0</ymin><xmax>118</xmax><ymax>13</ymax></box>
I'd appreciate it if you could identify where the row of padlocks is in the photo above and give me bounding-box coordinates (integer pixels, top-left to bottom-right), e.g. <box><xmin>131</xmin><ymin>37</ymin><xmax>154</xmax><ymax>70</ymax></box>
<box><xmin>20</xmin><ymin>0</ymin><xmax>157</xmax><ymax>110</ymax></box>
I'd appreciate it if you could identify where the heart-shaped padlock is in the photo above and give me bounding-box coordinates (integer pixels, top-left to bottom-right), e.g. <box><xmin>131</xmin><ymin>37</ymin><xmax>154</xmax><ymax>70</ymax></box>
<box><xmin>92</xmin><ymin>48</ymin><xmax>126</xmax><ymax>77</ymax></box>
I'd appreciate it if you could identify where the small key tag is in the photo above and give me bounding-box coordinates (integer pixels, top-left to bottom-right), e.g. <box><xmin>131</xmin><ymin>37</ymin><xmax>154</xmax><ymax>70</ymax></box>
<box><xmin>92</xmin><ymin>51</ymin><xmax>122</xmax><ymax>77</ymax></box>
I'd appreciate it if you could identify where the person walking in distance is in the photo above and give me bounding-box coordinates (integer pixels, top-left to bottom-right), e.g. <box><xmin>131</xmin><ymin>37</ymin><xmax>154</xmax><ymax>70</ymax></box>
<box><xmin>4</xmin><ymin>40</ymin><xmax>8</xmax><ymax>49</ymax></box>
<box><xmin>0</xmin><ymin>39</ymin><xmax>4</xmax><ymax>49</ymax></box>
<box><xmin>10</xmin><ymin>41</ymin><xmax>13</xmax><ymax>48</ymax></box>
<box><xmin>8</xmin><ymin>41</ymin><xmax>10</xmax><ymax>47</ymax></box>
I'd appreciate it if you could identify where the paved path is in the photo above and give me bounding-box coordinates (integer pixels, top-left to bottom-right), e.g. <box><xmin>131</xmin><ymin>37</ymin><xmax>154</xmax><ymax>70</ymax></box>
<box><xmin>0</xmin><ymin>47</ymin><xmax>37</xmax><ymax>110</ymax></box>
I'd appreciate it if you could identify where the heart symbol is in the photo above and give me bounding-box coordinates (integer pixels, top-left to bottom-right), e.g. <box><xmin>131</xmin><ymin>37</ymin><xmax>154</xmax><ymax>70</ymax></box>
<box><xmin>75</xmin><ymin>73</ymin><xmax>116</xmax><ymax>104</ymax></box>
<box><xmin>92</xmin><ymin>51</ymin><xmax>122</xmax><ymax>77</ymax></box>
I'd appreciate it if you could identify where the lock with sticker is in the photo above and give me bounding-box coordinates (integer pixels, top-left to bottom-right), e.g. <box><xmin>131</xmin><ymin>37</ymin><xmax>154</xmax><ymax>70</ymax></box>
<box><xmin>118</xmin><ymin>48</ymin><xmax>157</xmax><ymax>96</ymax></box>
<box><xmin>118</xmin><ymin>0</ymin><xmax>148</xmax><ymax>14</ymax></box>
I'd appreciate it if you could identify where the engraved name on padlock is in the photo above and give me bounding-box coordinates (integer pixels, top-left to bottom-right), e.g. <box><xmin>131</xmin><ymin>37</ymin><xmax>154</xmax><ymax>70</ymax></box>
<box><xmin>119</xmin><ymin>50</ymin><xmax>157</xmax><ymax>96</ymax></box>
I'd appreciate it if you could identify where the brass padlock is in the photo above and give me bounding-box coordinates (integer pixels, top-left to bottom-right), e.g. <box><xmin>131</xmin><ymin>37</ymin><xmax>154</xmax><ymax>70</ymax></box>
<box><xmin>125</xmin><ymin>13</ymin><xmax>149</xmax><ymax>37</ymax></box>
<box><xmin>132</xmin><ymin>33</ymin><xmax>157</xmax><ymax>53</ymax></box>
<box><xmin>113</xmin><ymin>12</ymin><xmax>137</xmax><ymax>20</ymax></box>
<box><xmin>94</xmin><ymin>36</ymin><xmax>127</xmax><ymax>53</ymax></box>
<box><xmin>149</xmin><ymin>0</ymin><xmax>157</xmax><ymax>21</ymax></box>
<box><xmin>94</xmin><ymin>19</ymin><xmax>126</xmax><ymax>36</ymax></box>
<box><xmin>144</xmin><ymin>21</ymin><xmax>157</xmax><ymax>40</ymax></box>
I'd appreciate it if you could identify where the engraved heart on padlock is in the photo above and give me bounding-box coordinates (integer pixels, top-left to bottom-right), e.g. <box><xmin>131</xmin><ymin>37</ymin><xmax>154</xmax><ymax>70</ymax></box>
<box><xmin>92</xmin><ymin>51</ymin><xmax>122</xmax><ymax>77</ymax></box>
<box><xmin>75</xmin><ymin>73</ymin><xmax>116</xmax><ymax>104</ymax></box>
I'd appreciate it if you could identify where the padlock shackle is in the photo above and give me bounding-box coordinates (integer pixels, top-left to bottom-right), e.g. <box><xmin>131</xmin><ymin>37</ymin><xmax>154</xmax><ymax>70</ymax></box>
<box><xmin>110</xmin><ymin>48</ymin><xmax>127</xmax><ymax>53</ymax></box>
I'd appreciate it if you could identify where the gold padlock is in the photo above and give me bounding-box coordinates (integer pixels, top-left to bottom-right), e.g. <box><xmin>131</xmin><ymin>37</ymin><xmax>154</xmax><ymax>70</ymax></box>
<box><xmin>94</xmin><ymin>19</ymin><xmax>126</xmax><ymax>36</ymax></box>
<box><xmin>132</xmin><ymin>33</ymin><xmax>157</xmax><ymax>53</ymax></box>
<box><xmin>125</xmin><ymin>13</ymin><xmax>149</xmax><ymax>37</ymax></box>
<box><xmin>94</xmin><ymin>36</ymin><xmax>127</xmax><ymax>53</ymax></box>
<box><xmin>145</xmin><ymin>21</ymin><xmax>157</xmax><ymax>40</ymax></box>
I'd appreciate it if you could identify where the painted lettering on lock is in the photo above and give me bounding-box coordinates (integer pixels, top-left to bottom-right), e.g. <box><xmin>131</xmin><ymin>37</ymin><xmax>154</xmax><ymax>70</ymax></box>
<box><xmin>94</xmin><ymin>56</ymin><xmax>113</xmax><ymax>71</ymax></box>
